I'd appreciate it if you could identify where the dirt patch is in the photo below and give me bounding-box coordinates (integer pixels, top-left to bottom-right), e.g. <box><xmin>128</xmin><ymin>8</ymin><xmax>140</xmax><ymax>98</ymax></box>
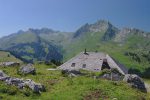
<box><xmin>46</xmin><ymin>79</ymin><xmax>58</xmax><ymax>86</ymax></box>
<box><xmin>83</xmin><ymin>90</ymin><xmax>109</xmax><ymax>100</ymax></box>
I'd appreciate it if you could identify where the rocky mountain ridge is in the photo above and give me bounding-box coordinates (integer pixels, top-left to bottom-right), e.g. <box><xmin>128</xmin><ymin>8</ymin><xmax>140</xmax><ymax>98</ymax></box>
<box><xmin>0</xmin><ymin>20</ymin><xmax>149</xmax><ymax>64</ymax></box>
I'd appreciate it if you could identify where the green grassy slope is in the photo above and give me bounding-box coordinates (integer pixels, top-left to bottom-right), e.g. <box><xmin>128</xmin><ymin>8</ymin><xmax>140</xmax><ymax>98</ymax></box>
<box><xmin>0</xmin><ymin>29</ymin><xmax>65</xmax><ymax>63</ymax></box>
<box><xmin>0</xmin><ymin>20</ymin><xmax>149</xmax><ymax>78</ymax></box>
<box><xmin>0</xmin><ymin>32</ymin><xmax>38</xmax><ymax>49</ymax></box>
<box><xmin>0</xmin><ymin>50</ymin><xmax>22</xmax><ymax>62</ymax></box>
<box><xmin>63</xmin><ymin>31</ymin><xmax>105</xmax><ymax>60</ymax></box>
<box><xmin>0</xmin><ymin>64</ymin><xmax>149</xmax><ymax>100</ymax></box>
<box><xmin>8</xmin><ymin>40</ymin><xmax>63</xmax><ymax>63</ymax></box>
<box><xmin>63</xmin><ymin>29</ymin><xmax>150</xmax><ymax>78</ymax></box>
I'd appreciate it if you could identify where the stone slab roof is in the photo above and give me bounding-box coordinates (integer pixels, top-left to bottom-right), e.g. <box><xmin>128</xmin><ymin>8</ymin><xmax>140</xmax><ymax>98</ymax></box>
<box><xmin>58</xmin><ymin>52</ymin><xmax>128</xmax><ymax>75</ymax></box>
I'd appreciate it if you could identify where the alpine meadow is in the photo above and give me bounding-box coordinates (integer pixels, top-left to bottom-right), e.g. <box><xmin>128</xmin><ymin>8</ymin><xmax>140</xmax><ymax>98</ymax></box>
<box><xmin>0</xmin><ymin>0</ymin><xmax>150</xmax><ymax>100</ymax></box>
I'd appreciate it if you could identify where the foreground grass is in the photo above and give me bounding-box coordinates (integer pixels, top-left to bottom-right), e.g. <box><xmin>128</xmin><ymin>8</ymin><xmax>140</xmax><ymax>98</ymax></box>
<box><xmin>0</xmin><ymin>64</ymin><xmax>150</xmax><ymax>100</ymax></box>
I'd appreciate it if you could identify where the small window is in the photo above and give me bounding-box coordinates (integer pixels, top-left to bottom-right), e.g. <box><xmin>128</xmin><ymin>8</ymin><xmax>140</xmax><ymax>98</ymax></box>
<box><xmin>71</xmin><ymin>63</ymin><xmax>75</xmax><ymax>67</ymax></box>
<box><xmin>82</xmin><ymin>64</ymin><xmax>86</xmax><ymax>68</ymax></box>
<box><xmin>94</xmin><ymin>69</ymin><xmax>99</xmax><ymax>71</ymax></box>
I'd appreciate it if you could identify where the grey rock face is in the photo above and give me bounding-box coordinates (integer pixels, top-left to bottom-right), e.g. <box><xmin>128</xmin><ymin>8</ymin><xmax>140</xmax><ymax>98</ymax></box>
<box><xmin>24</xmin><ymin>79</ymin><xmax>45</xmax><ymax>93</ymax></box>
<box><xmin>19</xmin><ymin>64</ymin><xmax>36</xmax><ymax>75</ymax></box>
<box><xmin>5</xmin><ymin>78</ymin><xmax>25</xmax><ymax>89</ymax></box>
<box><xmin>0</xmin><ymin>62</ymin><xmax>20</xmax><ymax>67</ymax></box>
<box><xmin>0</xmin><ymin>70</ymin><xmax>8</xmax><ymax>77</ymax></box>
<box><xmin>5</xmin><ymin>78</ymin><xmax>23</xmax><ymax>85</ymax></box>
<box><xmin>0</xmin><ymin>70</ymin><xmax>45</xmax><ymax>93</ymax></box>
<box><xmin>73</xmin><ymin>20</ymin><xmax>119</xmax><ymax>39</ymax></box>
<box><xmin>123</xmin><ymin>74</ymin><xmax>147</xmax><ymax>92</ymax></box>
<box><xmin>0</xmin><ymin>70</ymin><xmax>10</xmax><ymax>81</ymax></box>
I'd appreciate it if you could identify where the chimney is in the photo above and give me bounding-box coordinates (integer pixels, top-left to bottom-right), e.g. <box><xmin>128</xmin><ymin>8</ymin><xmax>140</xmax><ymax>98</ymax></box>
<box><xmin>84</xmin><ymin>48</ymin><xmax>87</xmax><ymax>54</ymax></box>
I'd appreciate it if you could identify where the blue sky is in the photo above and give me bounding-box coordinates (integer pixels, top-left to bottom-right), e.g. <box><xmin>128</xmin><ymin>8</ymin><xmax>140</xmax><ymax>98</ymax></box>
<box><xmin>0</xmin><ymin>0</ymin><xmax>150</xmax><ymax>37</ymax></box>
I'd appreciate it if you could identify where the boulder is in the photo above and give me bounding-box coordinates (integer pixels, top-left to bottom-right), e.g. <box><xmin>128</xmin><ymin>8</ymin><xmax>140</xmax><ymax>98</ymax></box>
<box><xmin>32</xmin><ymin>83</ymin><xmax>45</xmax><ymax>93</ymax></box>
<box><xmin>0</xmin><ymin>62</ymin><xmax>20</xmax><ymax>67</ymax></box>
<box><xmin>0</xmin><ymin>70</ymin><xmax>8</xmax><ymax>77</ymax></box>
<box><xmin>19</xmin><ymin>64</ymin><xmax>36</xmax><ymax>75</ymax></box>
<box><xmin>0</xmin><ymin>70</ymin><xmax>45</xmax><ymax>93</ymax></box>
<box><xmin>0</xmin><ymin>70</ymin><xmax>10</xmax><ymax>81</ymax></box>
<box><xmin>123</xmin><ymin>74</ymin><xmax>147</xmax><ymax>92</ymax></box>
<box><xmin>0</xmin><ymin>70</ymin><xmax>25</xmax><ymax>88</ymax></box>
<box><xmin>5</xmin><ymin>77</ymin><xmax>25</xmax><ymax>89</ymax></box>
<box><xmin>24</xmin><ymin>79</ymin><xmax>45</xmax><ymax>93</ymax></box>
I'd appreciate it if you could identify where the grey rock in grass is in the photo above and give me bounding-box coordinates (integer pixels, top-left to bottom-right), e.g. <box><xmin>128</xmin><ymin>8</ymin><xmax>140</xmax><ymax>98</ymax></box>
<box><xmin>123</xmin><ymin>74</ymin><xmax>147</xmax><ymax>92</ymax></box>
<box><xmin>0</xmin><ymin>70</ymin><xmax>8</xmax><ymax>77</ymax></box>
<box><xmin>24</xmin><ymin>79</ymin><xmax>45</xmax><ymax>93</ymax></box>
<box><xmin>0</xmin><ymin>62</ymin><xmax>20</xmax><ymax>67</ymax></box>
<box><xmin>0</xmin><ymin>70</ymin><xmax>10</xmax><ymax>81</ymax></box>
<box><xmin>0</xmin><ymin>70</ymin><xmax>45</xmax><ymax>93</ymax></box>
<box><xmin>19</xmin><ymin>64</ymin><xmax>36</xmax><ymax>75</ymax></box>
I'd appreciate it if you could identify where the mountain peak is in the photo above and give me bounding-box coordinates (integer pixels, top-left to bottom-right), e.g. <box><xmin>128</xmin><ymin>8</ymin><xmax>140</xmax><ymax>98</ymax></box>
<box><xmin>91</xmin><ymin>20</ymin><xmax>114</xmax><ymax>32</ymax></box>
<box><xmin>95</xmin><ymin>20</ymin><xmax>110</xmax><ymax>25</ymax></box>
<box><xmin>28</xmin><ymin>28</ymin><xmax>59</xmax><ymax>34</ymax></box>
<box><xmin>116</xmin><ymin>27</ymin><xmax>146</xmax><ymax>37</ymax></box>
<box><xmin>73</xmin><ymin>23</ymin><xmax>90</xmax><ymax>38</ymax></box>
<box><xmin>73</xmin><ymin>20</ymin><xmax>118</xmax><ymax>38</ymax></box>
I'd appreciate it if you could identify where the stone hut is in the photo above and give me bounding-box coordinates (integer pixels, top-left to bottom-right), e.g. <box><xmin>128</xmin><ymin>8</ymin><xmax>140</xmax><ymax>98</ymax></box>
<box><xmin>58</xmin><ymin>51</ymin><xmax>128</xmax><ymax>75</ymax></box>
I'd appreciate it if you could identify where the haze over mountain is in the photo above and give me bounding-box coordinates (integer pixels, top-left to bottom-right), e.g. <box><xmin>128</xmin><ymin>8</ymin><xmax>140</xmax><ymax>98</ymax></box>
<box><xmin>0</xmin><ymin>28</ymin><xmax>70</xmax><ymax>62</ymax></box>
<box><xmin>1</xmin><ymin>0</ymin><xmax>150</xmax><ymax>38</ymax></box>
